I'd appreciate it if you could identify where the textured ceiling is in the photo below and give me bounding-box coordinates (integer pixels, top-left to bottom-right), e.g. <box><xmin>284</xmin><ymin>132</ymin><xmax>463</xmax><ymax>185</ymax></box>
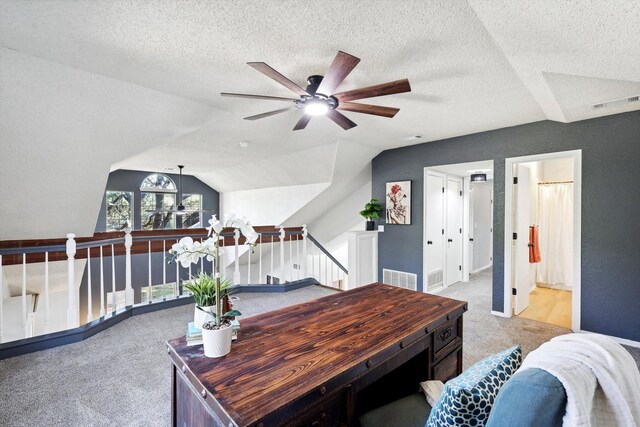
<box><xmin>1</xmin><ymin>0</ymin><xmax>639</xmax><ymax>238</ymax></box>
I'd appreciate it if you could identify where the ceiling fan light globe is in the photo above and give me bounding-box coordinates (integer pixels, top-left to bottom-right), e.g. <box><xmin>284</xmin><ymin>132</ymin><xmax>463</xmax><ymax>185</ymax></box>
<box><xmin>304</xmin><ymin>100</ymin><xmax>329</xmax><ymax>116</ymax></box>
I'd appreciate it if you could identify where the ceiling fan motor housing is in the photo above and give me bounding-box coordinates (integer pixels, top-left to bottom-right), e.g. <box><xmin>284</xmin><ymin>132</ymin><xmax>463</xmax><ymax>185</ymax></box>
<box><xmin>298</xmin><ymin>75</ymin><xmax>338</xmax><ymax>111</ymax></box>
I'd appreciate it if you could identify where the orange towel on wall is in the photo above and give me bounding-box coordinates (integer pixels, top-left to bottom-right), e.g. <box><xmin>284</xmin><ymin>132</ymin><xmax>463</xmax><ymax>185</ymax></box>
<box><xmin>529</xmin><ymin>225</ymin><xmax>542</xmax><ymax>263</ymax></box>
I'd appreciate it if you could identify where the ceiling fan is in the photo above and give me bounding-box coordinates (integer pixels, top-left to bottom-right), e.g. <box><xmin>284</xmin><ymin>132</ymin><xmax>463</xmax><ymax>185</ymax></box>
<box><xmin>221</xmin><ymin>51</ymin><xmax>411</xmax><ymax>131</ymax></box>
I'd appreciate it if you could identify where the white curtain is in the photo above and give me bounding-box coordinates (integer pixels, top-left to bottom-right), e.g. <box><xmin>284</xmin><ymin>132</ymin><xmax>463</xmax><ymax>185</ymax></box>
<box><xmin>537</xmin><ymin>183</ymin><xmax>573</xmax><ymax>287</ymax></box>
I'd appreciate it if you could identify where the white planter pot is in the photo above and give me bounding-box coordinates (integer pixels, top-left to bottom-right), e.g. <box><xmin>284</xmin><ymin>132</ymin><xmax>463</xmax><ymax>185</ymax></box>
<box><xmin>194</xmin><ymin>305</ymin><xmax>215</xmax><ymax>329</ymax></box>
<box><xmin>202</xmin><ymin>324</ymin><xmax>233</xmax><ymax>358</ymax></box>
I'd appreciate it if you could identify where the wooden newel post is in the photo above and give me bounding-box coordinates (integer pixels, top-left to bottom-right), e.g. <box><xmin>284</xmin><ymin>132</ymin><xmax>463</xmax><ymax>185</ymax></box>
<box><xmin>66</xmin><ymin>233</ymin><xmax>79</xmax><ymax>328</ymax></box>
<box><xmin>233</xmin><ymin>229</ymin><xmax>241</xmax><ymax>285</ymax></box>
<box><xmin>124</xmin><ymin>228</ymin><xmax>134</xmax><ymax>306</ymax></box>
<box><xmin>302</xmin><ymin>225</ymin><xmax>308</xmax><ymax>279</ymax></box>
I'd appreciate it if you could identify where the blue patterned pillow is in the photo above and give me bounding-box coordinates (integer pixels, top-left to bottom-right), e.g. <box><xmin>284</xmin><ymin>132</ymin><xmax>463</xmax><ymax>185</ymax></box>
<box><xmin>426</xmin><ymin>346</ymin><xmax>522</xmax><ymax>427</ymax></box>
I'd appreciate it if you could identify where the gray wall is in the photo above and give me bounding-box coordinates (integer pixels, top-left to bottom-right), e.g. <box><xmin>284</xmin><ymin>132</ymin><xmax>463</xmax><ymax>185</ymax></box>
<box><xmin>94</xmin><ymin>169</ymin><xmax>220</xmax><ymax>232</ymax></box>
<box><xmin>372</xmin><ymin>110</ymin><xmax>640</xmax><ymax>342</ymax></box>
<box><xmin>79</xmin><ymin>169</ymin><xmax>219</xmax><ymax>317</ymax></box>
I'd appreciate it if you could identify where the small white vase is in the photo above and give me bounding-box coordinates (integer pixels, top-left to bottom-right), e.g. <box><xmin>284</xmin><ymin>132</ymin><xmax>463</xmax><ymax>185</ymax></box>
<box><xmin>194</xmin><ymin>305</ymin><xmax>215</xmax><ymax>329</ymax></box>
<box><xmin>202</xmin><ymin>324</ymin><xmax>233</xmax><ymax>358</ymax></box>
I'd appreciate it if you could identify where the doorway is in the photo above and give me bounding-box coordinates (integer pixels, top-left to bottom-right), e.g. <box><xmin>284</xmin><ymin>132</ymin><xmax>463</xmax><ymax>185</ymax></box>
<box><xmin>423</xmin><ymin>161</ymin><xmax>494</xmax><ymax>293</ymax></box>
<box><xmin>504</xmin><ymin>150</ymin><xmax>582</xmax><ymax>331</ymax></box>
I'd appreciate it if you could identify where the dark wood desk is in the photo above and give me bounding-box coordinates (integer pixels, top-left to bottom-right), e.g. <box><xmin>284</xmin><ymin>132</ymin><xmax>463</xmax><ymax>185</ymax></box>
<box><xmin>167</xmin><ymin>283</ymin><xmax>467</xmax><ymax>426</ymax></box>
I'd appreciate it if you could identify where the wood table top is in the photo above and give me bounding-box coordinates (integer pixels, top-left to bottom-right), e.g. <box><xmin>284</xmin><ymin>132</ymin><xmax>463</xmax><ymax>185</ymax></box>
<box><xmin>167</xmin><ymin>283</ymin><xmax>467</xmax><ymax>426</ymax></box>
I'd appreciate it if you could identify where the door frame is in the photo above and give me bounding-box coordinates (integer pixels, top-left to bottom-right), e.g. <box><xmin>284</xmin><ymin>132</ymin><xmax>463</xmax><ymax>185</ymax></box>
<box><xmin>503</xmin><ymin>149</ymin><xmax>582</xmax><ymax>331</ymax></box>
<box><xmin>445</xmin><ymin>175</ymin><xmax>463</xmax><ymax>287</ymax></box>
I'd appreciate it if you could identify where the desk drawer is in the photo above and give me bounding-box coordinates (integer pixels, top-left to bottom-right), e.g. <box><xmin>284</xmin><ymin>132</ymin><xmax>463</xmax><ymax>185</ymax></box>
<box><xmin>281</xmin><ymin>391</ymin><xmax>344</xmax><ymax>427</ymax></box>
<box><xmin>433</xmin><ymin>317</ymin><xmax>460</xmax><ymax>353</ymax></box>
<box><xmin>433</xmin><ymin>348</ymin><xmax>461</xmax><ymax>383</ymax></box>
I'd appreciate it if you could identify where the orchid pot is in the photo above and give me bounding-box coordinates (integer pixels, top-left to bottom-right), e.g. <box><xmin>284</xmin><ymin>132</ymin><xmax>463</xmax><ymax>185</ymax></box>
<box><xmin>202</xmin><ymin>321</ymin><xmax>234</xmax><ymax>358</ymax></box>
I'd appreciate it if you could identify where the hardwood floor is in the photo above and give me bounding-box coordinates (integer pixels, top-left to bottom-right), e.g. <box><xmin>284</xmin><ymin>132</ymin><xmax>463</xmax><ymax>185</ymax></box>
<box><xmin>518</xmin><ymin>286</ymin><xmax>572</xmax><ymax>329</ymax></box>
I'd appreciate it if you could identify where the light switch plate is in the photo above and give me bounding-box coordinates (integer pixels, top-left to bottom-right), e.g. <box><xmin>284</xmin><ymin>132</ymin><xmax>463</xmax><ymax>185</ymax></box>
<box><xmin>378</xmin><ymin>225</ymin><xmax>384</xmax><ymax>232</ymax></box>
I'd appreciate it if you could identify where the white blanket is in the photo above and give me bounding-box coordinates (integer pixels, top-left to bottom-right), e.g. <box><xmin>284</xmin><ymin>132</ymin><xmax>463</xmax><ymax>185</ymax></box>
<box><xmin>519</xmin><ymin>333</ymin><xmax>640</xmax><ymax>427</ymax></box>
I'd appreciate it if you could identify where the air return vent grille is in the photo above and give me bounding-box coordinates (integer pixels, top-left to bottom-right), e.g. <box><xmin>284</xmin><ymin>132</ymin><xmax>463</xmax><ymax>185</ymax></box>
<box><xmin>382</xmin><ymin>269</ymin><xmax>417</xmax><ymax>291</ymax></box>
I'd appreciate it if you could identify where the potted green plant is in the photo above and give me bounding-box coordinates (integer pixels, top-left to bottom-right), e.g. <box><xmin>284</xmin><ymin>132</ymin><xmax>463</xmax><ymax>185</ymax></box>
<box><xmin>170</xmin><ymin>213</ymin><xmax>258</xmax><ymax>358</ymax></box>
<box><xmin>359</xmin><ymin>198</ymin><xmax>382</xmax><ymax>231</ymax></box>
<box><xmin>184</xmin><ymin>273</ymin><xmax>232</xmax><ymax>329</ymax></box>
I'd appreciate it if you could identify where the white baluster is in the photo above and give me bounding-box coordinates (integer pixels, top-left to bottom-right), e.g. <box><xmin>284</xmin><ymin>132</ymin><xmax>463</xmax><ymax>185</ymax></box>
<box><xmin>331</xmin><ymin>259</ymin><xmax>334</xmax><ymax>288</ymax></box>
<box><xmin>296</xmin><ymin>234</ymin><xmax>302</xmax><ymax>280</ymax></box>
<box><xmin>247</xmin><ymin>248</ymin><xmax>251</xmax><ymax>285</ymax></box>
<box><xmin>279</xmin><ymin>227</ymin><xmax>285</xmax><ymax>284</ymax></box>
<box><xmin>99</xmin><ymin>246</ymin><xmax>105</xmax><ymax>317</ymax></box>
<box><xmin>289</xmin><ymin>232</ymin><xmax>293</xmax><ymax>281</ymax></box>
<box><xmin>233</xmin><ymin>229</ymin><xmax>241</xmax><ymax>284</ymax></box>
<box><xmin>148</xmin><ymin>241</ymin><xmax>153</xmax><ymax>303</ymax></box>
<box><xmin>110</xmin><ymin>244</ymin><xmax>116</xmax><ymax>313</ymax></box>
<box><xmin>270</xmin><ymin>233</ymin><xmax>274</xmax><ymax>283</ymax></box>
<box><xmin>302</xmin><ymin>225</ymin><xmax>308</xmax><ymax>279</ymax></box>
<box><xmin>124</xmin><ymin>228</ymin><xmax>134</xmax><ymax>306</ymax></box>
<box><xmin>66</xmin><ymin>234</ymin><xmax>78</xmax><ymax>328</ymax></box>
<box><xmin>175</xmin><ymin>239</ymin><xmax>179</xmax><ymax>297</ymax></box>
<box><xmin>22</xmin><ymin>253</ymin><xmax>27</xmax><ymax>337</ymax></box>
<box><xmin>0</xmin><ymin>254</ymin><xmax>3</xmax><ymax>342</ymax></box>
<box><xmin>44</xmin><ymin>252</ymin><xmax>49</xmax><ymax>332</ymax></box>
<box><xmin>163</xmin><ymin>240</ymin><xmax>167</xmax><ymax>298</ymax></box>
<box><xmin>310</xmin><ymin>241</ymin><xmax>315</xmax><ymax>279</ymax></box>
<box><xmin>87</xmin><ymin>248</ymin><xmax>93</xmax><ymax>323</ymax></box>
<box><xmin>258</xmin><ymin>232</ymin><xmax>262</xmax><ymax>283</ymax></box>
<box><xmin>325</xmin><ymin>253</ymin><xmax>328</xmax><ymax>287</ymax></box>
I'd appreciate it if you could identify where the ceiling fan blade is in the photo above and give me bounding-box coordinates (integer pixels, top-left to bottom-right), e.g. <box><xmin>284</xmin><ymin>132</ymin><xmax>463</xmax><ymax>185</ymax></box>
<box><xmin>293</xmin><ymin>114</ymin><xmax>312</xmax><ymax>131</ymax></box>
<box><xmin>244</xmin><ymin>107</ymin><xmax>295</xmax><ymax>121</ymax></box>
<box><xmin>316</xmin><ymin>51</ymin><xmax>361</xmax><ymax>96</ymax></box>
<box><xmin>247</xmin><ymin>62</ymin><xmax>310</xmax><ymax>96</ymax></box>
<box><xmin>327</xmin><ymin>110</ymin><xmax>357</xmax><ymax>130</ymax></box>
<box><xmin>333</xmin><ymin>79</ymin><xmax>411</xmax><ymax>102</ymax></box>
<box><xmin>220</xmin><ymin>92</ymin><xmax>299</xmax><ymax>102</ymax></box>
<box><xmin>337</xmin><ymin>102</ymin><xmax>400</xmax><ymax>118</ymax></box>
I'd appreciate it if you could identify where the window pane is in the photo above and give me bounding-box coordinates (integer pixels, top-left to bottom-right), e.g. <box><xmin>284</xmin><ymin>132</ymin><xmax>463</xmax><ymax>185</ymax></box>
<box><xmin>140</xmin><ymin>173</ymin><xmax>176</xmax><ymax>191</ymax></box>
<box><xmin>106</xmin><ymin>191</ymin><xmax>133</xmax><ymax>231</ymax></box>
<box><xmin>141</xmin><ymin>192</ymin><xmax>176</xmax><ymax>230</ymax></box>
<box><xmin>181</xmin><ymin>194</ymin><xmax>202</xmax><ymax>228</ymax></box>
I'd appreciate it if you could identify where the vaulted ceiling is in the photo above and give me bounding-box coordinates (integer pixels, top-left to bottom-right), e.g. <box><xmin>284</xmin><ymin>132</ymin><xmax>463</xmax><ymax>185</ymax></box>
<box><xmin>1</xmin><ymin>1</ymin><xmax>638</xmax><ymax>238</ymax></box>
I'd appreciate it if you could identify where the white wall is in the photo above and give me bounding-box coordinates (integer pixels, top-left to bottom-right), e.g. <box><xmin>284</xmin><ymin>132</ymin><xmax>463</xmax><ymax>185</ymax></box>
<box><xmin>542</xmin><ymin>157</ymin><xmax>574</xmax><ymax>182</ymax></box>
<box><xmin>221</xmin><ymin>182</ymin><xmax>329</xmax><ymax>226</ymax></box>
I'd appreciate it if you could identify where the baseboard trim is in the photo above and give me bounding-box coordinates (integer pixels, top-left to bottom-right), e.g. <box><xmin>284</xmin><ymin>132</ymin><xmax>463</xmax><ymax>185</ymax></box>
<box><xmin>0</xmin><ymin>278</ymin><xmax>326</xmax><ymax>360</ymax></box>
<box><xmin>471</xmin><ymin>264</ymin><xmax>493</xmax><ymax>274</ymax></box>
<box><xmin>578</xmin><ymin>330</ymin><xmax>640</xmax><ymax>348</ymax></box>
<box><xmin>491</xmin><ymin>310</ymin><xmax>511</xmax><ymax>318</ymax></box>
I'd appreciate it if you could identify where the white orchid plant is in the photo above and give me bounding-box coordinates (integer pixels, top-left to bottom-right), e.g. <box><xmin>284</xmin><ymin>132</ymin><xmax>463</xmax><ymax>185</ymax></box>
<box><xmin>170</xmin><ymin>213</ymin><xmax>259</xmax><ymax>328</ymax></box>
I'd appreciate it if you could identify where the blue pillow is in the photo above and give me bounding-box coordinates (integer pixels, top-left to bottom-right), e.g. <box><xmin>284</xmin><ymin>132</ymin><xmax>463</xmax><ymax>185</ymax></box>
<box><xmin>426</xmin><ymin>346</ymin><xmax>522</xmax><ymax>427</ymax></box>
<box><xmin>486</xmin><ymin>368</ymin><xmax>566</xmax><ymax>427</ymax></box>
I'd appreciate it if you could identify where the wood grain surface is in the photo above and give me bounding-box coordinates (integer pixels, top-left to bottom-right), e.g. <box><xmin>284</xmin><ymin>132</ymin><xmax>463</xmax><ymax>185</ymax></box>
<box><xmin>167</xmin><ymin>283</ymin><xmax>466</xmax><ymax>426</ymax></box>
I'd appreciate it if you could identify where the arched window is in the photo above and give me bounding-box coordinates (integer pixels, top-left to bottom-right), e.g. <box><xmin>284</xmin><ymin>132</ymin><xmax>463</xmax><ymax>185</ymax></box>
<box><xmin>140</xmin><ymin>173</ymin><xmax>177</xmax><ymax>192</ymax></box>
<box><xmin>140</xmin><ymin>173</ymin><xmax>177</xmax><ymax>230</ymax></box>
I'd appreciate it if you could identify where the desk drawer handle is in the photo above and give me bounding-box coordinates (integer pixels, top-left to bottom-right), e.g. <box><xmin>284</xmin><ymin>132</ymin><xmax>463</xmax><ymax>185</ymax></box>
<box><xmin>318</xmin><ymin>386</ymin><xmax>327</xmax><ymax>396</ymax></box>
<box><xmin>366</xmin><ymin>359</ymin><xmax>373</xmax><ymax>368</ymax></box>
<box><xmin>439</xmin><ymin>327</ymin><xmax>453</xmax><ymax>341</ymax></box>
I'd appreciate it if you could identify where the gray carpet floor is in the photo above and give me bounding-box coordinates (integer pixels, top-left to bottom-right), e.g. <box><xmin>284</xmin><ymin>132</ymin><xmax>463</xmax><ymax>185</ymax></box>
<box><xmin>1</xmin><ymin>270</ymin><xmax>638</xmax><ymax>426</ymax></box>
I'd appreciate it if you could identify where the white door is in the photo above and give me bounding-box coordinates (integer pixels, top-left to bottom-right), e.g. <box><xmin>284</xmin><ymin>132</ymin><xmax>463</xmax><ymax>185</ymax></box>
<box><xmin>425</xmin><ymin>171</ymin><xmax>445</xmax><ymax>291</ymax></box>
<box><xmin>446</xmin><ymin>177</ymin><xmax>463</xmax><ymax>286</ymax></box>
<box><xmin>513</xmin><ymin>164</ymin><xmax>531</xmax><ymax>314</ymax></box>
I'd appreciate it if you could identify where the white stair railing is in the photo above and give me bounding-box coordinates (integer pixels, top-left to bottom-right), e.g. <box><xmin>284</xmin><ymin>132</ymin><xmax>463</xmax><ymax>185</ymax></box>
<box><xmin>0</xmin><ymin>225</ymin><xmax>347</xmax><ymax>345</ymax></box>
